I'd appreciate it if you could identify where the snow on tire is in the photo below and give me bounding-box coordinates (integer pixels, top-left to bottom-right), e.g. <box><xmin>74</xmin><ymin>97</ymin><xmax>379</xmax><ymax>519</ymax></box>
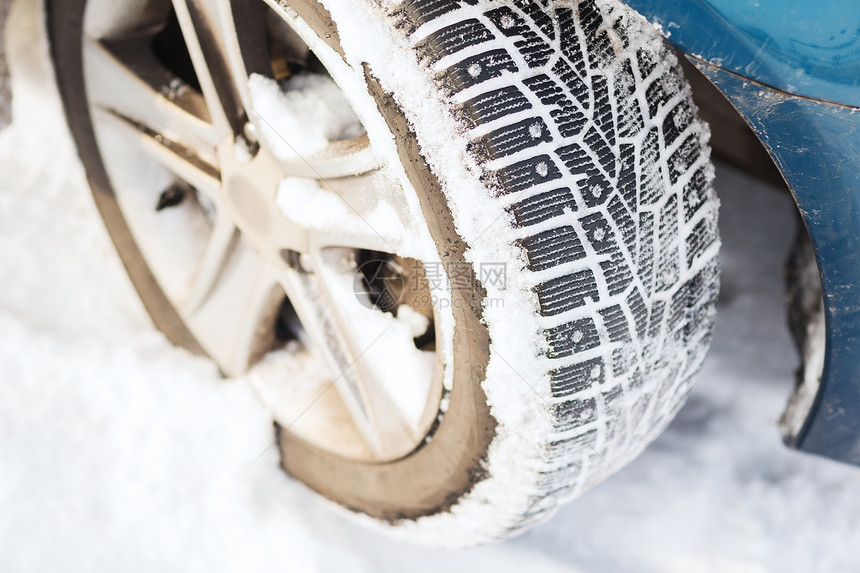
<box><xmin>287</xmin><ymin>0</ymin><xmax>720</xmax><ymax>544</ymax></box>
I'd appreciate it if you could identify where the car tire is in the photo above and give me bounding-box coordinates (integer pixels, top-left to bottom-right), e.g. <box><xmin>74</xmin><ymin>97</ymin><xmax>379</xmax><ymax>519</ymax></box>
<box><xmin>49</xmin><ymin>0</ymin><xmax>719</xmax><ymax>545</ymax></box>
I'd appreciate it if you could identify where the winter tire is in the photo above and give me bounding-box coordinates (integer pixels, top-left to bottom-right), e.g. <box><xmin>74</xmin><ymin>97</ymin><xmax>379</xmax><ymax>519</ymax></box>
<box><xmin>49</xmin><ymin>0</ymin><xmax>719</xmax><ymax>545</ymax></box>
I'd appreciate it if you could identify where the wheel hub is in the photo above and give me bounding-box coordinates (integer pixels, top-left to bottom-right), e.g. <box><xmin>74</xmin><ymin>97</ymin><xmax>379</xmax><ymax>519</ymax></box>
<box><xmin>217</xmin><ymin>135</ymin><xmax>308</xmax><ymax>260</ymax></box>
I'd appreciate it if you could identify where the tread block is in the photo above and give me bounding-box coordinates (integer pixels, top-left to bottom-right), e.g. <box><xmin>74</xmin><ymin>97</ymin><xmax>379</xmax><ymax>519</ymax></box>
<box><xmin>656</xmin><ymin>246</ymin><xmax>680</xmax><ymax>293</ymax></box>
<box><xmin>600</xmin><ymin>250</ymin><xmax>634</xmax><ymax>295</ymax></box>
<box><xmin>557</xmin><ymin>144</ymin><xmax>614</xmax><ymax>207</ymax></box>
<box><xmin>686</xmin><ymin>216</ymin><xmax>718</xmax><ymax>266</ymax></box>
<box><xmin>662</xmin><ymin>101</ymin><xmax>693</xmax><ymax>146</ymax></box>
<box><xmin>435</xmin><ymin>49</ymin><xmax>518</xmax><ymax>95</ymax></box>
<box><xmin>612</xmin><ymin>344</ymin><xmax>636</xmax><ymax>375</ymax></box>
<box><xmin>579</xmin><ymin>212</ymin><xmax>615</xmax><ymax>254</ymax></box>
<box><xmin>668</xmin><ymin>134</ymin><xmax>700</xmax><ymax>185</ymax></box>
<box><xmin>455</xmin><ymin>86</ymin><xmax>533</xmax><ymax>129</ymax></box>
<box><xmin>591</xmin><ymin>75</ymin><xmax>616</xmax><ymax>149</ymax></box>
<box><xmin>579</xmin><ymin>0</ymin><xmax>614</xmax><ymax>68</ymax></box>
<box><xmin>618</xmin><ymin>143</ymin><xmax>637</xmax><ymax>212</ymax></box>
<box><xmin>684</xmin><ymin>284</ymin><xmax>718</xmax><ymax>341</ymax></box>
<box><xmin>556</xmin><ymin>141</ymin><xmax>590</xmax><ymax>174</ymax></box>
<box><xmin>687</xmin><ymin>258</ymin><xmax>719</xmax><ymax>304</ymax></box>
<box><xmin>415</xmin><ymin>19</ymin><xmax>495</xmax><ymax>64</ymax></box>
<box><xmin>599</xmin><ymin>304</ymin><xmax>631</xmax><ymax>342</ymax></box>
<box><xmin>683</xmin><ymin>166</ymin><xmax>710</xmax><ymax>222</ymax></box>
<box><xmin>586</xmin><ymin>29</ymin><xmax>615</xmax><ymax>70</ymax></box>
<box><xmin>521</xmin><ymin>225</ymin><xmax>586</xmax><ymax>271</ymax></box>
<box><xmin>583</xmin><ymin>124</ymin><xmax>616</xmax><ymax>178</ymax></box>
<box><xmin>615</xmin><ymin>60</ymin><xmax>643</xmax><ymax>138</ymax></box>
<box><xmin>536</xmin><ymin>462</ymin><xmax>583</xmax><ymax>490</ymax></box>
<box><xmin>485</xmin><ymin>7</ymin><xmax>553</xmax><ymax>68</ymax></box>
<box><xmin>556</xmin><ymin>8</ymin><xmax>588</xmax><ymax>78</ymax></box>
<box><xmin>551</xmin><ymin>58</ymin><xmax>590</xmax><ymax>110</ymax></box>
<box><xmin>535</xmin><ymin>269</ymin><xmax>600</xmax><ymax>315</ymax></box>
<box><xmin>467</xmin><ymin>117</ymin><xmax>552</xmax><ymax>162</ymax></box>
<box><xmin>484</xmin><ymin>153</ymin><xmax>562</xmax><ymax>195</ymax></box>
<box><xmin>513</xmin><ymin>0</ymin><xmax>556</xmax><ymax>39</ymax></box>
<box><xmin>611</xmin><ymin>16</ymin><xmax>631</xmax><ymax>49</ymax></box>
<box><xmin>637</xmin><ymin>210</ymin><xmax>655</xmax><ymax>286</ymax></box>
<box><xmin>638</xmin><ymin>127</ymin><xmax>663</xmax><ymax>205</ymax></box>
<box><xmin>626</xmin><ymin>286</ymin><xmax>648</xmax><ymax>338</ymax></box>
<box><xmin>508</xmin><ymin>187</ymin><xmax>577</xmax><ymax>227</ymax></box>
<box><xmin>645</xmin><ymin>70</ymin><xmax>676</xmax><ymax>117</ymax></box>
<box><xmin>550</xmin><ymin>357</ymin><xmax>605</xmax><ymax>398</ymax></box>
<box><xmin>553</xmin><ymin>397</ymin><xmax>598</xmax><ymax>431</ymax></box>
<box><xmin>578</xmin><ymin>0</ymin><xmax>601</xmax><ymax>41</ymax></box>
<box><xmin>648</xmin><ymin>299</ymin><xmax>666</xmax><ymax>338</ymax></box>
<box><xmin>667</xmin><ymin>285</ymin><xmax>688</xmax><ymax>331</ymax></box>
<box><xmin>601</xmin><ymin>384</ymin><xmax>627</xmax><ymax>444</ymax></box>
<box><xmin>658</xmin><ymin>193</ymin><xmax>679</xmax><ymax>253</ymax></box>
<box><xmin>577</xmin><ymin>172</ymin><xmax>612</xmax><ymax>208</ymax></box>
<box><xmin>545</xmin><ymin>316</ymin><xmax>601</xmax><ymax>358</ymax></box>
<box><xmin>636</xmin><ymin>47</ymin><xmax>657</xmax><ymax>77</ymax></box>
<box><xmin>547</xmin><ymin>429</ymin><xmax>597</xmax><ymax>462</ymax></box>
<box><xmin>523</xmin><ymin>73</ymin><xmax>588</xmax><ymax>138</ymax></box>
<box><xmin>608</xmin><ymin>195</ymin><xmax>635</xmax><ymax>256</ymax></box>
<box><xmin>656</xmin><ymin>194</ymin><xmax>680</xmax><ymax>291</ymax></box>
<box><xmin>394</xmin><ymin>0</ymin><xmax>479</xmax><ymax>33</ymax></box>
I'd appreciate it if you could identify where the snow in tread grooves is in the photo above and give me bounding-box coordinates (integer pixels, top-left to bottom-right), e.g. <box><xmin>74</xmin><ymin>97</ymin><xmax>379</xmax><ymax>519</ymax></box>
<box><xmin>303</xmin><ymin>0</ymin><xmax>719</xmax><ymax>546</ymax></box>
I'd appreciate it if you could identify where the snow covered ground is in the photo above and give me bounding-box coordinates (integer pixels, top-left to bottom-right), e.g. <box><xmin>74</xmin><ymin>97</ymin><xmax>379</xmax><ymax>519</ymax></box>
<box><xmin>2</xmin><ymin>2</ymin><xmax>860</xmax><ymax>571</ymax></box>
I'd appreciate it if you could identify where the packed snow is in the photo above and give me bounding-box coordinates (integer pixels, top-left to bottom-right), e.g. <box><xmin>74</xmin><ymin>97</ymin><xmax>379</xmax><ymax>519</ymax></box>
<box><xmin>248</xmin><ymin>72</ymin><xmax>365</xmax><ymax>159</ymax></box>
<box><xmin>3</xmin><ymin>0</ymin><xmax>860</xmax><ymax>571</ymax></box>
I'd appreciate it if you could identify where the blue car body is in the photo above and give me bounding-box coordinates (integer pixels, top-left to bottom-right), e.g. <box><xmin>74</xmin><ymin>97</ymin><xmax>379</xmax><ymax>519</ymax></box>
<box><xmin>625</xmin><ymin>0</ymin><xmax>860</xmax><ymax>463</ymax></box>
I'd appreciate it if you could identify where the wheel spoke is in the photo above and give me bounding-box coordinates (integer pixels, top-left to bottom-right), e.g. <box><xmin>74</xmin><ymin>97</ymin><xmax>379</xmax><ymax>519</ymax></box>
<box><xmin>84</xmin><ymin>37</ymin><xmax>222</xmax><ymax>154</ymax></box>
<box><xmin>274</xmin><ymin>170</ymin><xmax>411</xmax><ymax>256</ymax></box>
<box><xmin>100</xmin><ymin>109</ymin><xmax>222</xmax><ymax>202</ymax></box>
<box><xmin>182</xmin><ymin>213</ymin><xmax>239</xmax><ymax>315</ymax></box>
<box><xmin>276</xmin><ymin>268</ymin><xmax>384</xmax><ymax>454</ymax></box>
<box><xmin>318</xmin><ymin>268</ymin><xmax>429</xmax><ymax>448</ymax></box>
<box><xmin>278</xmin><ymin>266</ymin><xmax>427</xmax><ymax>457</ymax></box>
<box><xmin>181</xmin><ymin>239</ymin><xmax>283</xmax><ymax>376</ymax></box>
<box><xmin>253</xmin><ymin>115</ymin><xmax>384</xmax><ymax>178</ymax></box>
<box><xmin>170</xmin><ymin>0</ymin><xmax>245</xmax><ymax>134</ymax></box>
<box><xmin>308</xmin><ymin>225</ymin><xmax>398</xmax><ymax>257</ymax></box>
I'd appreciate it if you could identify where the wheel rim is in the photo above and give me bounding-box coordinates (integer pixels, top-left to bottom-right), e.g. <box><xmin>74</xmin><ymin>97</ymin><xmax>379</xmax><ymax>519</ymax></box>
<box><xmin>81</xmin><ymin>0</ymin><xmax>447</xmax><ymax>462</ymax></box>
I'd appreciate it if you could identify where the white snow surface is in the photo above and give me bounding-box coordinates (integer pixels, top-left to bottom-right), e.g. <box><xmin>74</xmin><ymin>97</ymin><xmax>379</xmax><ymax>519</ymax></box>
<box><xmin>249</xmin><ymin>72</ymin><xmax>365</xmax><ymax>159</ymax></box>
<box><xmin>4</xmin><ymin>0</ymin><xmax>860</xmax><ymax>570</ymax></box>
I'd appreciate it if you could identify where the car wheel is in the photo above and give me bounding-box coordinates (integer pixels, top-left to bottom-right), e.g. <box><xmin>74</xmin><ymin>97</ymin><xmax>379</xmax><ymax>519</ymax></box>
<box><xmin>48</xmin><ymin>0</ymin><xmax>719</xmax><ymax>545</ymax></box>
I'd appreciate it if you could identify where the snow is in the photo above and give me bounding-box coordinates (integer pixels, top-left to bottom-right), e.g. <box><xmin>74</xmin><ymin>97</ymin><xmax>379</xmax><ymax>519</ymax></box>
<box><xmin>248</xmin><ymin>72</ymin><xmax>365</xmax><ymax>160</ymax></box>
<box><xmin>310</xmin><ymin>250</ymin><xmax>438</xmax><ymax>425</ymax></box>
<box><xmin>396</xmin><ymin>303</ymin><xmax>430</xmax><ymax>338</ymax></box>
<box><xmin>4</xmin><ymin>0</ymin><xmax>860</xmax><ymax>569</ymax></box>
<box><xmin>276</xmin><ymin>176</ymin><xmax>351</xmax><ymax>226</ymax></box>
<box><xmin>275</xmin><ymin>175</ymin><xmax>408</xmax><ymax>251</ymax></box>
